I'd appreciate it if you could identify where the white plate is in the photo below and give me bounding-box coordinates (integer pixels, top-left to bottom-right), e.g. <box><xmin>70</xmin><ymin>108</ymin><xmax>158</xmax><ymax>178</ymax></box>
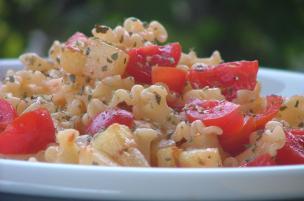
<box><xmin>0</xmin><ymin>59</ymin><xmax>303</xmax><ymax>200</ymax></box>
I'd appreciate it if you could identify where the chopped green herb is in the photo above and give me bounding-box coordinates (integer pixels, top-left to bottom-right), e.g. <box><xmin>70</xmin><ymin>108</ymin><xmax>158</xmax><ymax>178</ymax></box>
<box><xmin>85</xmin><ymin>47</ymin><xmax>91</xmax><ymax>56</ymax></box>
<box><xmin>8</xmin><ymin>75</ymin><xmax>15</xmax><ymax>82</ymax></box>
<box><xmin>279</xmin><ymin>105</ymin><xmax>287</xmax><ymax>111</ymax></box>
<box><xmin>101</xmin><ymin>65</ymin><xmax>108</xmax><ymax>72</ymax></box>
<box><xmin>111</xmin><ymin>52</ymin><xmax>118</xmax><ymax>61</ymax></box>
<box><xmin>94</xmin><ymin>24</ymin><xmax>109</xmax><ymax>33</ymax></box>
<box><xmin>69</xmin><ymin>74</ymin><xmax>76</xmax><ymax>83</ymax></box>
<box><xmin>88</xmin><ymin>94</ymin><xmax>92</xmax><ymax>101</ymax></box>
<box><xmin>119</xmin><ymin>35</ymin><xmax>124</xmax><ymax>43</ymax></box>
<box><xmin>164</xmin><ymin>157</ymin><xmax>171</xmax><ymax>162</ymax></box>
<box><xmin>169</xmin><ymin>57</ymin><xmax>175</xmax><ymax>64</ymax></box>
<box><xmin>298</xmin><ymin>122</ymin><xmax>304</xmax><ymax>127</ymax></box>
<box><xmin>56</xmin><ymin>57</ymin><xmax>60</xmax><ymax>64</ymax></box>
<box><xmin>294</xmin><ymin>100</ymin><xmax>299</xmax><ymax>108</ymax></box>
<box><xmin>154</xmin><ymin>92</ymin><xmax>161</xmax><ymax>104</ymax></box>
<box><xmin>22</xmin><ymin>92</ymin><xmax>27</xmax><ymax>99</ymax></box>
<box><xmin>129</xmin><ymin>17</ymin><xmax>139</xmax><ymax>22</ymax></box>
<box><xmin>106</xmin><ymin>58</ymin><xmax>112</xmax><ymax>63</ymax></box>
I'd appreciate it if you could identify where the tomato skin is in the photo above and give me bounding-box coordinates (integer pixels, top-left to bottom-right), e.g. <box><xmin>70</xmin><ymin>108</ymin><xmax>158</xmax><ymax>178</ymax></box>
<box><xmin>85</xmin><ymin>108</ymin><xmax>134</xmax><ymax>135</ymax></box>
<box><xmin>276</xmin><ymin>129</ymin><xmax>304</xmax><ymax>165</ymax></box>
<box><xmin>0</xmin><ymin>98</ymin><xmax>17</xmax><ymax>131</ymax></box>
<box><xmin>0</xmin><ymin>108</ymin><xmax>55</xmax><ymax>154</ymax></box>
<box><xmin>220</xmin><ymin>116</ymin><xmax>256</xmax><ymax>155</ymax></box>
<box><xmin>188</xmin><ymin>60</ymin><xmax>258</xmax><ymax>100</ymax></box>
<box><xmin>240</xmin><ymin>154</ymin><xmax>276</xmax><ymax>167</ymax></box>
<box><xmin>185</xmin><ymin>99</ymin><xmax>244</xmax><ymax>135</ymax></box>
<box><xmin>255</xmin><ymin>95</ymin><xmax>283</xmax><ymax>130</ymax></box>
<box><xmin>152</xmin><ymin>67</ymin><xmax>187</xmax><ymax>93</ymax></box>
<box><xmin>65</xmin><ymin>32</ymin><xmax>88</xmax><ymax>51</ymax></box>
<box><xmin>125</xmin><ymin>43</ymin><xmax>182</xmax><ymax>84</ymax></box>
<box><xmin>167</xmin><ymin>97</ymin><xmax>185</xmax><ymax>112</ymax></box>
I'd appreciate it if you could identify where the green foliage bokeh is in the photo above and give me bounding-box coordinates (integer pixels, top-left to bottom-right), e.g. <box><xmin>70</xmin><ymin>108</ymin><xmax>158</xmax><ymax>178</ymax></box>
<box><xmin>0</xmin><ymin>0</ymin><xmax>304</xmax><ymax>71</ymax></box>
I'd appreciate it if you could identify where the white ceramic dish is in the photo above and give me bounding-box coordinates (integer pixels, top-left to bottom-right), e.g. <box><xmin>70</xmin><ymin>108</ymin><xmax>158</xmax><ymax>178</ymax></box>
<box><xmin>0</xmin><ymin>59</ymin><xmax>303</xmax><ymax>200</ymax></box>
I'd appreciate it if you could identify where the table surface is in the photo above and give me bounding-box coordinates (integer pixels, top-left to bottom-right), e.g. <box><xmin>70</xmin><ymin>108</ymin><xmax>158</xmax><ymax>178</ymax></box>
<box><xmin>1</xmin><ymin>192</ymin><xmax>303</xmax><ymax>201</ymax></box>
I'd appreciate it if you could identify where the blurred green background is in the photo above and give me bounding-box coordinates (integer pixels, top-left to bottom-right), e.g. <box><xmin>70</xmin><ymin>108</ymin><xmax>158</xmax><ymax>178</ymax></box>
<box><xmin>0</xmin><ymin>0</ymin><xmax>304</xmax><ymax>71</ymax></box>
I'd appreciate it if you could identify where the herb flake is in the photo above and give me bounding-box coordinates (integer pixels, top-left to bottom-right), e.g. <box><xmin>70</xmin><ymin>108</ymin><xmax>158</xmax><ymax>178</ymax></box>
<box><xmin>279</xmin><ymin>105</ymin><xmax>287</xmax><ymax>111</ymax></box>
<box><xmin>94</xmin><ymin>24</ymin><xmax>109</xmax><ymax>33</ymax></box>
<box><xmin>111</xmin><ymin>52</ymin><xmax>118</xmax><ymax>61</ymax></box>
<box><xmin>294</xmin><ymin>100</ymin><xmax>299</xmax><ymax>108</ymax></box>
<box><xmin>8</xmin><ymin>75</ymin><xmax>15</xmax><ymax>82</ymax></box>
<box><xmin>69</xmin><ymin>74</ymin><xmax>76</xmax><ymax>83</ymax></box>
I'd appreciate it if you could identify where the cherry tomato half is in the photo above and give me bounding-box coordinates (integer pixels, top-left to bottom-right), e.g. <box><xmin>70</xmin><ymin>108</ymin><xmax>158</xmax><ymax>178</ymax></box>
<box><xmin>276</xmin><ymin>129</ymin><xmax>304</xmax><ymax>165</ymax></box>
<box><xmin>240</xmin><ymin>154</ymin><xmax>276</xmax><ymax>167</ymax></box>
<box><xmin>0</xmin><ymin>98</ymin><xmax>17</xmax><ymax>131</ymax></box>
<box><xmin>85</xmin><ymin>108</ymin><xmax>134</xmax><ymax>135</ymax></box>
<box><xmin>185</xmin><ymin>99</ymin><xmax>244</xmax><ymax>135</ymax></box>
<box><xmin>125</xmin><ymin>43</ymin><xmax>182</xmax><ymax>84</ymax></box>
<box><xmin>0</xmin><ymin>108</ymin><xmax>55</xmax><ymax>154</ymax></box>
<box><xmin>152</xmin><ymin>66</ymin><xmax>187</xmax><ymax>93</ymax></box>
<box><xmin>188</xmin><ymin>60</ymin><xmax>258</xmax><ymax>100</ymax></box>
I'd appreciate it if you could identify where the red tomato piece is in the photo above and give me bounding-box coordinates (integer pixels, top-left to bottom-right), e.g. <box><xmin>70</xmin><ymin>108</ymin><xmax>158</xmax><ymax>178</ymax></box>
<box><xmin>276</xmin><ymin>129</ymin><xmax>304</xmax><ymax>165</ymax></box>
<box><xmin>184</xmin><ymin>99</ymin><xmax>244</xmax><ymax>135</ymax></box>
<box><xmin>65</xmin><ymin>32</ymin><xmax>88</xmax><ymax>51</ymax></box>
<box><xmin>188</xmin><ymin>60</ymin><xmax>259</xmax><ymax>100</ymax></box>
<box><xmin>85</xmin><ymin>108</ymin><xmax>134</xmax><ymax>135</ymax></box>
<box><xmin>125</xmin><ymin>42</ymin><xmax>182</xmax><ymax>84</ymax></box>
<box><xmin>254</xmin><ymin>95</ymin><xmax>283</xmax><ymax>129</ymax></box>
<box><xmin>0</xmin><ymin>108</ymin><xmax>55</xmax><ymax>154</ymax></box>
<box><xmin>240</xmin><ymin>154</ymin><xmax>276</xmax><ymax>167</ymax></box>
<box><xmin>152</xmin><ymin>67</ymin><xmax>187</xmax><ymax>93</ymax></box>
<box><xmin>0</xmin><ymin>98</ymin><xmax>17</xmax><ymax>131</ymax></box>
<box><xmin>220</xmin><ymin>116</ymin><xmax>256</xmax><ymax>155</ymax></box>
<box><xmin>167</xmin><ymin>97</ymin><xmax>185</xmax><ymax>112</ymax></box>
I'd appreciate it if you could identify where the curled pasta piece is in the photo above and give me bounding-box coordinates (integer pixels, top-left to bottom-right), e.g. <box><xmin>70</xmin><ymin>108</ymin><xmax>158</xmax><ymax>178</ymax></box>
<box><xmin>22</xmin><ymin>96</ymin><xmax>56</xmax><ymax>114</ymax></box>
<box><xmin>147</xmin><ymin>20</ymin><xmax>168</xmax><ymax>43</ymax></box>
<box><xmin>110</xmin><ymin>84</ymin><xmax>172</xmax><ymax>125</ymax></box>
<box><xmin>277</xmin><ymin>95</ymin><xmax>304</xmax><ymax>128</ymax></box>
<box><xmin>93</xmin><ymin>75</ymin><xmax>134</xmax><ymax>103</ymax></box>
<box><xmin>48</xmin><ymin>40</ymin><xmax>63</xmax><ymax>66</ymax></box>
<box><xmin>45</xmin><ymin>129</ymin><xmax>80</xmax><ymax>164</ymax></box>
<box><xmin>19</xmin><ymin>53</ymin><xmax>55</xmax><ymax>72</ymax></box>
<box><xmin>92</xmin><ymin>18</ymin><xmax>168</xmax><ymax>50</ymax></box>
<box><xmin>236</xmin><ymin>121</ymin><xmax>286</xmax><ymax>163</ymax></box>
<box><xmin>171</xmin><ymin>120</ymin><xmax>222</xmax><ymax>142</ymax></box>
<box><xmin>183</xmin><ymin>87</ymin><xmax>224</xmax><ymax>102</ymax></box>
<box><xmin>134</xmin><ymin>128</ymin><xmax>159</xmax><ymax>163</ymax></box>
<box><xmin>179</xmin><ymin>50</ymin><xmax>223</xmax><ymax>67</ymax></box>
<box><xmin>234</xmin><ymin>82</ymin><xmax>266</xmax><ymax>113</ymax></box>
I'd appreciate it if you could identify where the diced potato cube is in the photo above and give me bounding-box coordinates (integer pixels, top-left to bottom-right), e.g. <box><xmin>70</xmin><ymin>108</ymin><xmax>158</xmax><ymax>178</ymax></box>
<box><xmin>178</xmin><ymin>148</ymin><xmax>222</xmax><ymax>168</ymax></box>
<box><xmin>157</xmin><ymin>146</ymin><xmax>180</xmax><ymax>167</ymax></box>
<box><xmin>61</xmin><ymin>50</ymin><xmax>86</xmax><ymax>75</ymax></box>
<box><xmin>84</xmin><ymin>38</ymin><xmax>129</xmax><ymax>79</ymax></box>
<box><xmin>92</xmin><ymin>123</ymin><xmax>149</xmax><ymax>167</ymax></box>
<box><xmin>134</xmin><ymin>128</ymin><xmax>159</xmax><ymax>163</ymax></box>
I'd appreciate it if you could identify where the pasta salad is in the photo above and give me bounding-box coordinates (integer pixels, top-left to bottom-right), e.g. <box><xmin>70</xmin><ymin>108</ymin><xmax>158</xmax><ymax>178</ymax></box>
<box><xmin>0</xmin><ymin>17</ymin><xmax>303</xmax><ymax>167</ymax></box>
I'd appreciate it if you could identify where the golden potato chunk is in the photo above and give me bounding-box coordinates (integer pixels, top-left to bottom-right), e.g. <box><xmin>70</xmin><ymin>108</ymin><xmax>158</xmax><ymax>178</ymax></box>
<box><xmin>84</xmin><ymin>38</ymin><xmax>129</xmax><ymax>79</ymax></box>
<box><xmin>92</xmin><ymin>124</ymin><xmax>149</xmax><ymax>167</ymax></box>
<box><xmin>178</xmin><ymin>148</ymin><xmax>222</xmax><ymax>168</ymax></box>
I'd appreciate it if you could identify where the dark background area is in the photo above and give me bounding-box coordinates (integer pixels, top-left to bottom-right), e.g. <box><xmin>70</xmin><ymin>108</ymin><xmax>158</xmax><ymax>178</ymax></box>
<box><xmin>0</xmin><ymin>0</ymin><xmax>304</xmax><ymax>71</ymax></box>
